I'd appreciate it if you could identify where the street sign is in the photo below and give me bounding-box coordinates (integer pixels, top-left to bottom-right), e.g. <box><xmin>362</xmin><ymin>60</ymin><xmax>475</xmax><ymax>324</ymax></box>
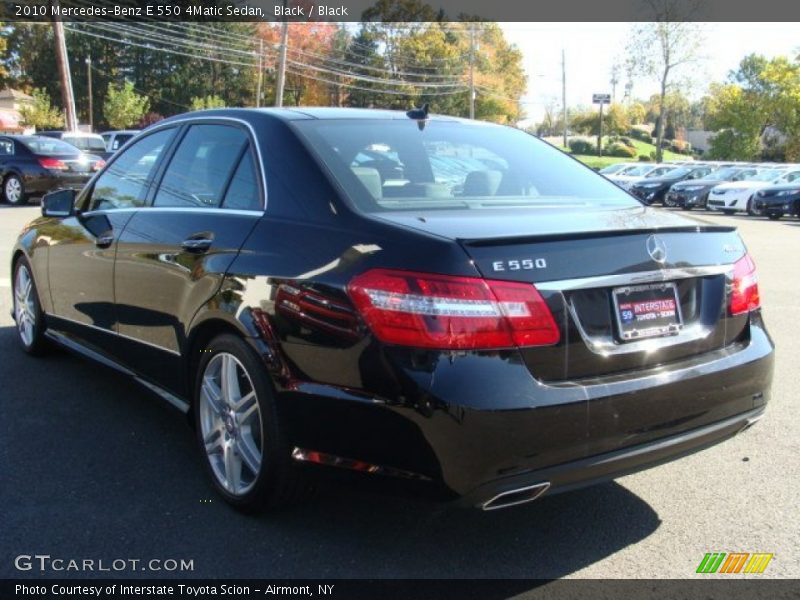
<box><xmin>592</xmin><ymin>93</ymin><xmax>611</xmax><ymax>104</ymax></box>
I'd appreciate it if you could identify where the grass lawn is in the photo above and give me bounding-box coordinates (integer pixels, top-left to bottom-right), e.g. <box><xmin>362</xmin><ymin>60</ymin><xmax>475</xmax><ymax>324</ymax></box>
<box><xmin>553</xmin><ymin>137</ymin><xmax>689</xmax><ymax>170</ymax></box>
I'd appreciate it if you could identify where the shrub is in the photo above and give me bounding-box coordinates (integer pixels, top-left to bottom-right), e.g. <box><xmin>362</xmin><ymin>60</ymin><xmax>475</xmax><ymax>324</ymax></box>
<box><xmin>669</xmin><ymin>140</ymin><xmax>693</xmax><ymax>154</ymax></box>
<box><xmin>628</xmin><ymin>127</ymin><xmax>652</xmax><ymax>143</ymax></box>
<box><xmin>568</xmin><ymin>138</ymin><xmax>597</xmax><ymax>154</ymax></box>
<box><xmin>619</xmin><ymin>136</ymin><xmax>634</xmax><ymax>146</ymax></box>
<box><xmin>638</xmin><ymin>155</ymin><xmax>652</xmax><ymax>162</ymax></box>
<box><xmin>606</xmin><ymin>142</ymin><xmax>638</xmax><ymax>158</ymax></box>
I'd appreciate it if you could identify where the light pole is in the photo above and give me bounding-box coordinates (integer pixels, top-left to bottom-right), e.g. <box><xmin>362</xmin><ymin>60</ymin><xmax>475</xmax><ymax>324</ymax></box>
<box><xmin>85</xmin><ymin>56</ymin><xmax>93</xmax><ymax>131</ymax></box>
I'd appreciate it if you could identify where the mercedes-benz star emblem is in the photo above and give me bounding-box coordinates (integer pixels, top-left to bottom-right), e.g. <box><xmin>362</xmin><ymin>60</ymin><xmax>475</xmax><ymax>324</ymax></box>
<box><xmin>646</xmin><ymin>234</ymin><xmax>668</xmax><ymax>264</ymax></box>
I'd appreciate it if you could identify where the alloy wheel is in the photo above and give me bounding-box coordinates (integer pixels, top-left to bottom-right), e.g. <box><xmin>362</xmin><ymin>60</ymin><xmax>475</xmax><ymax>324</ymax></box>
<box><xmin>14</xmin><ymin>264</ymin><xmax>35</xmax><ymax>346</ymax></box>
<box><xmin>199</xmin><ymin>353</ymin><xmax>263</xmax><ymax>496</ymax></box>
<box><xmin>5</xmin><ymin>176</ymin><xmax>22</xmax><ymax>204</ymax></box>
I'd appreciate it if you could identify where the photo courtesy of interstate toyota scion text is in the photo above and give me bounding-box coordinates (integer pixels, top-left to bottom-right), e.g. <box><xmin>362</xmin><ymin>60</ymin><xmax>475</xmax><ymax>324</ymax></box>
<box><xmin>10</xmin><ymin>108</ymin><xmax>774</xmax><ymax>512</ymax></box>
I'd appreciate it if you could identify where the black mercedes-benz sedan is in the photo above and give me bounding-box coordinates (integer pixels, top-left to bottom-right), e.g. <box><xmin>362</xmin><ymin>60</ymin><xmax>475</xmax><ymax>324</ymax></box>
<box><xmin>752</xmin><ymin>183</ymin><xmax>800</xmax><ymax>220</ymax></box>
<box><xmin>10</xmin><ymin>108</ymin><xmax>774</xmax><ymax>512</ymax></box>
<box><xmin>629</xmin><ymin>164</ymin><xmax>716</xmax><ymax>205</ymax></box>
<box><xmin>1</xmin><ymin>135</ymin><xmax>105</xmax><ymax>205</ymax></box>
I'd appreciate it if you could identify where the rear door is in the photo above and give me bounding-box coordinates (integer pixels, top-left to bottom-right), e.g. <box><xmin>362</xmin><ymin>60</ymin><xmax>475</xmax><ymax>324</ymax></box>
<box><xmin>113</xmin><ymin>121</ymin><xmax>264</xmax><ymax>392</ymax></box>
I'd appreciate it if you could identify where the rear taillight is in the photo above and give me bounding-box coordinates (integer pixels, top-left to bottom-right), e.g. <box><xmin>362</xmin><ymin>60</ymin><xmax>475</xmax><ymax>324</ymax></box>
<box><xmin>38</xmin><ymin>157</ymin><xmax>68</xmax><ymax>170</ymax></box>
<box><xmin>730</xmin><ymin>253</ymin><xmax>760</xmax><ymax>315</ymax></box>
<box><xmin>92</xmin><ymin>159</ymin><xmax>106</xmax><ymax>171</ymax></box>
<box><xmin>347</xmin><ymin>269</ymin><xmax>560</xmax><ymax>350</ymax></box>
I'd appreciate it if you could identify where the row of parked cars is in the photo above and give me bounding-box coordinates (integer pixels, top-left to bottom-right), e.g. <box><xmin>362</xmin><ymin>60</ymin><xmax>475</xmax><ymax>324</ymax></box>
<box><xmin>0</xmin><ymin>129</ymin><xmax>139</xmax><ymax>205</ymax></box>
<box><xmin>600</xmin><ymin>160</ymin><xmax>800</xmax><ymax>220</ymax></box>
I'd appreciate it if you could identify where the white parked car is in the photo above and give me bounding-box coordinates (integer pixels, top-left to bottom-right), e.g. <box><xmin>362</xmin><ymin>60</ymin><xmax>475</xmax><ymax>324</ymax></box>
<box><xmin>607</xmin><ymin>164</ymin><xmax>678</xmax><ymax>190</ymax></box>
<box><xmin>707</xmin><ymin>168</ymin><xmax>800</xmax><ymax>215</ymax></box>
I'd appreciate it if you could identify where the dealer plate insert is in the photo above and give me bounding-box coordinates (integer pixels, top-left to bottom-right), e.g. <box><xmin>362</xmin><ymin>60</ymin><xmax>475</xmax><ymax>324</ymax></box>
<box><xmin>612</xmin><ymin>282</ymin><xmax>683</xmax><ymax>341</ymax></box>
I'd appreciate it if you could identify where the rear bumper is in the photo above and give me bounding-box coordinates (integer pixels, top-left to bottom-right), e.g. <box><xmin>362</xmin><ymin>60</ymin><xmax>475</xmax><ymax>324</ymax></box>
<box><xmin>275</xmin><ymin>315</ymin><xmax>774</xmax><ymax>502</ymax></box>
<box><xmin>22</xmin><ymin>170</ymin><xmax>91</xmax><ymax>196</ymax></box>
<box><xmin>460</xmin><ymin>406</ymin><xmax>765</xmax><ymax>508</ymax></box>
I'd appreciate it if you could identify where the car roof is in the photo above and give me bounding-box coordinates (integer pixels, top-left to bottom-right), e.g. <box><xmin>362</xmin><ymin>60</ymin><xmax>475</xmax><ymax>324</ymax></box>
<box><xmin>156</xmin><ymin>107</ymin><xmax>474</xmax><ymax>128</ymax></box>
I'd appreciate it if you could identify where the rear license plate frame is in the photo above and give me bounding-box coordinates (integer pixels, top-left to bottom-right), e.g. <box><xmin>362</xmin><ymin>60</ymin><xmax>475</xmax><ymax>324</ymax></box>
<box><xmin>611</xmin><ymin>282</ymin><xmax>683</xmax><ymax>342</ymax></box>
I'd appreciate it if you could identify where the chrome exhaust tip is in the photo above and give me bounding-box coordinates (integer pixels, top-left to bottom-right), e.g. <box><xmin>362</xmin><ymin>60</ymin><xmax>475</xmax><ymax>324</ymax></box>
<box><xmin>480</xmin><ymin>482</ymin><xmax>551</xmax><ymax>511</ymax></box>
<box><xmin>739</xmin><ymin>413</ymin><xmax>764</xmax><ymax>434</ymax></box>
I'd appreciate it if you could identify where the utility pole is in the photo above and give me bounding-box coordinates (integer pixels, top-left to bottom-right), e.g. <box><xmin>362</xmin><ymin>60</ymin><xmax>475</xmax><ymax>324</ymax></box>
<box><xmin>275</xmin><ymin>1</ymin><xmax>289</xmax><ymax>108</ymax></box>
<box><xmin>255</xmin><ymin>38</ymin><xmax>263</xmax><ymax>108</ymax></box>
<box><xmin>561</xmin><ymin>49</ymin><xmax>567</xmax><ymax>149</ymax></box>
<box><xmin>610</xmin><ymin>63</ymin><xmax>620</xmax><ymax>104</ymax></box>
<box><xmin>468</xmin><ymin>24</ymin><xmax>476</xmax><ymax>120</ymax></box>
<box><xmin>85</xmin><ymin>56</ymin><xmax>93</xmax><ymax>131</ymax></box>
<box><xmin>598</xmin><ymin>101</ymin><xmax>604</xmax><ymax>157</ymax></box>
<box><xmin>51</xmin><ymin>1</ymin><xmax>77</xmax><ymax>131</ymax></box>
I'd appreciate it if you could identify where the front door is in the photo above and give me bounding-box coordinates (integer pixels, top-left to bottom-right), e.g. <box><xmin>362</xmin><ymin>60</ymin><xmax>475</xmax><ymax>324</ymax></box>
<box><xmin>46</xmin><ymin>127</ymin><xmax>178</xmax><ymax>351</ymax></box>
<box><xmin>113</xmin><ymin>122</ymin><xmax>264</xmax><ymax>393</ymax></box>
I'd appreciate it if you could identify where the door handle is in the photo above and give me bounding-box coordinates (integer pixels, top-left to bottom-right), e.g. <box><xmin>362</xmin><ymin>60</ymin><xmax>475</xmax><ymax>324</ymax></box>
<box><xmin>181</xmin><ymin>235</ymin><xmax>214</xmax><ymax>253</ymax></box>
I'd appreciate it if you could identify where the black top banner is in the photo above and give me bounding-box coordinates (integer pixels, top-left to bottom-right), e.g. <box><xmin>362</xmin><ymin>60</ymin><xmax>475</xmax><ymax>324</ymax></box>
<box><xmin>4</xmin><ymin>0</ymin><xmax>800</xmax><ymax>22</ymax></box>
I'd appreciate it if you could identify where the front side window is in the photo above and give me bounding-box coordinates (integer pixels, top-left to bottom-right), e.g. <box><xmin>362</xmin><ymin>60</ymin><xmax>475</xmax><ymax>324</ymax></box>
<box><xmin>293</xmin><ymin>120</ymin><xmax>637</xmax><ymax>213</ymax></box>
<box><xmin>0</xmin><ymin>139</ymin><xmax>13</xmax><ymax>156</ymax></box>
<box><xmin>88</xmin><ymin>128</ymin><xmax>176</xmax><ymax>211</ymax></box>
<box><xmin>154</xmin><ymin>124</ymin><xmax>248</xmax><ymax>208</ymax></box>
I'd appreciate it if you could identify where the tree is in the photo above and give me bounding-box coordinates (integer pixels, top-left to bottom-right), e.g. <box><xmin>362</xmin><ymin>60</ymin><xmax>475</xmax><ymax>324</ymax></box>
<box><xmin>19</xmin><ymin>88</ymin><xmax>64</xmax><ymax>130</ymax></box>
<box><xmin>626</xmin><ymin>2</ymin><xmax>704</xmax><ymax>161</ymax></box>
<box><xmin>103</xmin><ymin>81</ymin><xmax>149</xmax><ymax>129</ymax></box>
<box><xmin>190</xmin><ymin>95</ymin><xmax>226</xmax><ymax>110</ymax></box>
<box><xmin>627</xmin><ymin>102</ymin><xmax>646</xmax><ymax>125</ymax></box>
<box><xmin>703</xmin><ymin>54</ymin><xmax>800</xmax><ymax>160</ymax></box>
<box><xmin>136</xmin><ymin>112</ymin><xmax>164</xmax><ymax>129</ymax></box>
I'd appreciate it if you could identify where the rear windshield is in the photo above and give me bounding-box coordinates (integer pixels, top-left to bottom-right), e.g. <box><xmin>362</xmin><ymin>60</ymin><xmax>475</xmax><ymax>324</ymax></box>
<box><xmin>64</xmin><ymin>135</ymin><xmax>106</xmax><ymax>152</ymax></box>
<box><xmin>293</xmin><ymin>120</ymin><xmax>637</xmax><ymax>212</ymax></box>
<box><xmin>19</xmin><ymin>136</ymin><xmax>80</xmax><ymax>155</ymax></box>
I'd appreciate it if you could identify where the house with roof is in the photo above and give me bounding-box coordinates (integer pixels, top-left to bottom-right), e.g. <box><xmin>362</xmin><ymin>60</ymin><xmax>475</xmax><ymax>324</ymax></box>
<box><xmin>0</xmin><ymin>88</ymin><xmax>36</xmax><ymax>134</ymax></box>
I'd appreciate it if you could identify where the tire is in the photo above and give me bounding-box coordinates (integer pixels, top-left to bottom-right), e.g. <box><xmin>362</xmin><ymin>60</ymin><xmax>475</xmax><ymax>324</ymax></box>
<box><xmin>767</xmin><ymin>213</ymin><xmax>782</xmax><ymax>221</ymax></box>
<box><xmin>12</xmin><ymin>256</ymin><xmax>48</xmax><ymax>355</ymax></box>
<box><xmin>747</xmin><ymin>196</ymin><xmax>762</xmax><ymax>217</ymax></box>
<box><xmin>193</xmin><ymin>334</ymin><xmax>307</xmax><ymax>512</ymax></box>
<box><xmin>3</xmin><ymin>174</ymin><xmax>26</xmax><ymax>205</ymax></box>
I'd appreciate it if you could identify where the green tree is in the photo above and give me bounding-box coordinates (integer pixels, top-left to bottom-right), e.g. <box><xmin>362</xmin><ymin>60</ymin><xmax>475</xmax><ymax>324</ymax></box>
<box><xmin>626</xmin><ymin>11</ymin><xmax>704</xmax><ymax>161</ymax></box>
<box><xmin>18</xmin><ymin>88</ymin><xmax>64</xmax><ymax>129</ymax></box>
<box><xmin>627</xmin><ymin>102</ymin><xmax>646</xmax><ymax>125</ymax></box>
<box><xmin>103</xmin><ymin>81</ymin><xmax>149</xmax><ymax>129</ymax></box>
<box><xmin>190</xmin><ymin>95</ymin><xmax>226</xmax><ymax>110</ymax></box>
<box><xmin>704</xmin><ymin>54</ymin><xmax>800</xmax><ymax>160</ymax></box>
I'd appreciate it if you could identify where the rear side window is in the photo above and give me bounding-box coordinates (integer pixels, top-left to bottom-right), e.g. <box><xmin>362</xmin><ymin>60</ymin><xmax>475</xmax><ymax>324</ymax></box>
<box><xmin>154</xmin><ymin>124</ymin><xmax>248</xmax><ymax>208</ymax></box>
<box><xmin>0</xmin><ymin>139</ymin><xmax>13</xmax><ymax>155</ymax></box>
<box><xmin>222</xmin><ymin>149</ymin><xmax>261</xmax><ymax>211</ymax></box>
<box><xmin>89</xmin><ymin>128</ymin><xmax>175</xmax><ymax>211</ymax></box>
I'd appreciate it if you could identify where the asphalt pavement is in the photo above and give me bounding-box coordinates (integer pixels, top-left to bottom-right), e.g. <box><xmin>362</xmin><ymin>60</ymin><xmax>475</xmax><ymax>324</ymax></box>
<box><xmin>0</xmin><ymin>203</ymin><xmax>797</xmax><ymax>580</ymax></box>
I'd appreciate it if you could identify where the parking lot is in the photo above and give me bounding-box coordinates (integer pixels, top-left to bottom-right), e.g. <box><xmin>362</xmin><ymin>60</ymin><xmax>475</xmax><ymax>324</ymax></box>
<box><xmin>0</xmin><ymin>203</ymin><xmax>797</xmax><ymax>580</ymax></box>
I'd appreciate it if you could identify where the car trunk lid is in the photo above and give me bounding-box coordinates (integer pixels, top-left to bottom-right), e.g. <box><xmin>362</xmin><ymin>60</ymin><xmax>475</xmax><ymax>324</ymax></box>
<box><xmin>373</xmin><ymin>206</ymin><xmax>746</xmax><ymax>381</ymax></box>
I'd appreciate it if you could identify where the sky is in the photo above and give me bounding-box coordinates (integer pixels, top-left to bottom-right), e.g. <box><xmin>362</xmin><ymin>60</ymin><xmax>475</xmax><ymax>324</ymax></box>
<box><xmin>499</xmin><ymin>22</ymin><xmax>800</xmax><ymax>126</ymax></box>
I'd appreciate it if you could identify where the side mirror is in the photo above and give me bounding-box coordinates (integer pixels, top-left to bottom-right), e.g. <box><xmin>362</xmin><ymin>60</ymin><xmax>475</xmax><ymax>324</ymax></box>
<box><xmin>42</xmin><ymin>188</ymin><xmax>76</xmax><ymax>218</ymax></box>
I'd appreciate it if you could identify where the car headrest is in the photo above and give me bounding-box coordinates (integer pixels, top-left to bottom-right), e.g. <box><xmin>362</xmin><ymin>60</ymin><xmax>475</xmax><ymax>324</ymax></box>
<box><xmin>463</xmin><ymin>170</ymin><xmax>502</xmax><ymax>196</ymax></box>
<box><xmin>352</xmin><ymin>167</ymin><xmax>382</xmax><ymax>200</ymax></box>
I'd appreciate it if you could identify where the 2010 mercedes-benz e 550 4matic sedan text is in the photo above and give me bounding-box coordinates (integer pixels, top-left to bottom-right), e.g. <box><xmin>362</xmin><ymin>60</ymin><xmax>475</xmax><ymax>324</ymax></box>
<box><xmin>11</xmin><ymin>108</ymin><xmax>774</xmax><ymax>512</ymax></box>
